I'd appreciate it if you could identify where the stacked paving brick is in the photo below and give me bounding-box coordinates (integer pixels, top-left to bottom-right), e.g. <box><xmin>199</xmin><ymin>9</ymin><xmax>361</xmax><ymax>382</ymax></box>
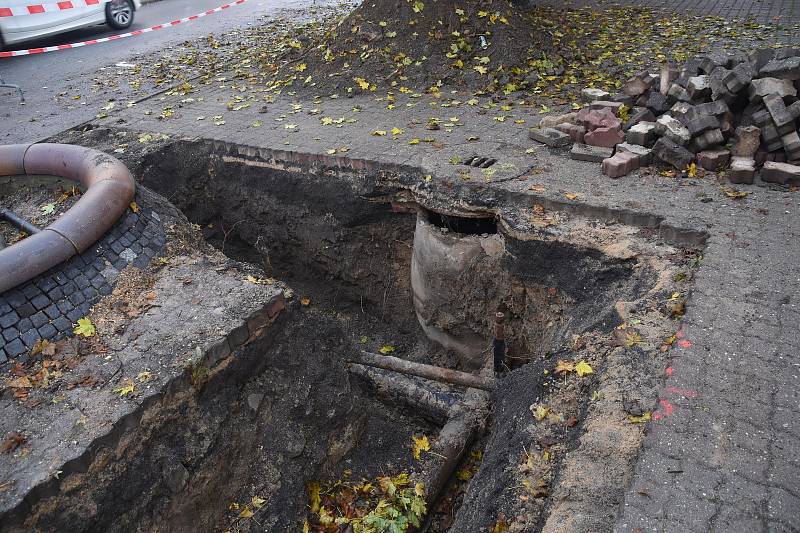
<box><xmin>528</xmin><ymin>47</ymin><xmax>800</xmax><ymax>186</ymax></box>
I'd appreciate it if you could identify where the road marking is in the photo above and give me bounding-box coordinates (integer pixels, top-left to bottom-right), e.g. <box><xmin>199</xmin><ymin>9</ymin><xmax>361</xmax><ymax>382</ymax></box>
<box><xmin>0</xmin><ymin>0</ymin><xmax>247</xmax><ymax>57</ymax></box>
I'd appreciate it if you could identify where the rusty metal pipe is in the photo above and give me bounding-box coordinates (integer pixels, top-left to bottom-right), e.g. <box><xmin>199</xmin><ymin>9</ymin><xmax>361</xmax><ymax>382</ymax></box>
<box><xmin>0</xmin><ymin>209</ymin><xmax>41</xmax><ymax>235</ymax></box>
<box><xmin>0</xmin><ymin>143</ymin><xmax>136</xmax><ymax>294</ymax></box>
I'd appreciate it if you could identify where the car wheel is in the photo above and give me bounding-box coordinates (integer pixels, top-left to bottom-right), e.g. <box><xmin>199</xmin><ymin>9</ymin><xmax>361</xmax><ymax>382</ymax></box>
<box><xmin>106</xmin><ymin>0</ymin><xmax>135</xmax><ymax>30</ymax></box>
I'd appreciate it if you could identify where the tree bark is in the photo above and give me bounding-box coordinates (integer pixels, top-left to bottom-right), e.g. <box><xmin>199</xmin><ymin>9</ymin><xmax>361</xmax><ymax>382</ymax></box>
<box><xmin>351</xmin><ymin>351</ymin><xmax>496</xmax><ymax>391</ymax></box>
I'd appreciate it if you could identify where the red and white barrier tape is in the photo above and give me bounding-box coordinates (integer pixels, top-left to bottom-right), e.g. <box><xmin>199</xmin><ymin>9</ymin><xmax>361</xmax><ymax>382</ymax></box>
<box><xmin>0</xmin><ymin>0</ymin><xmax>246</xmax><ymax>57</ymax></box>
<box><xmin>0</xmin><ymin>0</ymin><xmax>109</xmax><ymax>17</ymax></box>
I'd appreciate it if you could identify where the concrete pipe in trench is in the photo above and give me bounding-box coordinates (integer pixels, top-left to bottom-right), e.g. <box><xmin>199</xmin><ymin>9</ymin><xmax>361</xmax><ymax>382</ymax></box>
<box><xmin>0</xmin><ymin>143</ymin><xmax>136</xmax><ymax>294</ymax></box>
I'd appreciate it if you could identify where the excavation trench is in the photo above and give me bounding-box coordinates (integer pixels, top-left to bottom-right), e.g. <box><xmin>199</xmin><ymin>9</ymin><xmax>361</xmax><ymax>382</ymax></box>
<box><xmin>12</xmin><ymin>141</ymin><xmax>680</xmax><ymax>532</ymax></box>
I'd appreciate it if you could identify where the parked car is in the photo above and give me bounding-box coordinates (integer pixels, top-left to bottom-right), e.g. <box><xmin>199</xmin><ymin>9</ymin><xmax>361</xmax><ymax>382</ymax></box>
<box><xmin>0</xmin><ymin>0</ymin><xmax>141</xmax><ymax>47</ymax></box>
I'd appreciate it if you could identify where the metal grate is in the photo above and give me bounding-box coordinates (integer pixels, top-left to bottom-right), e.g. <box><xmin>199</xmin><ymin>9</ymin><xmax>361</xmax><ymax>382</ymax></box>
<box><xmin>462</xmin><ymin>156</ymin><xmax>497</xmax><ymax>169</ymax></box>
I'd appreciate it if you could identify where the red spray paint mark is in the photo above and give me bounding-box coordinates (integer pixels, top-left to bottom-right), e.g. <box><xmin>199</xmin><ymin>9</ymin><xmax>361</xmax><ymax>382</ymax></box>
<box><xmin>665</xmin><ymin>386</ymin><xmax>698</xmax><ymax>398</ymax></box>
<box><xmin>665</xmin><ymin>367</ymin><xmax>674</xmax><ymax>377</ymax></box>
<box><xmin>677</xmin><ymin>339</ymin><xmax>692</xmax><ymax>348</ymax></box>
<box><xmin>653</xmin><ymin>399</ymin><xmax>675</xmax><ymax>420</ymax></box>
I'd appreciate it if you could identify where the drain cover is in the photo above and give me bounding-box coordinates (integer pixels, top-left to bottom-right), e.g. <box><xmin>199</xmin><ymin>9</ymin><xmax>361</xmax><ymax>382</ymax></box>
<box><xmin>463</xmin><ymin>156</ymin><xmax>497</xmax><ymax>169</ymax></box>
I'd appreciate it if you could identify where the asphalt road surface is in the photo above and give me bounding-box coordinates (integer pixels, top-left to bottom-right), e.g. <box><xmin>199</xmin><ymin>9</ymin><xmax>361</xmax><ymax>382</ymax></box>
<box><xmin>0</xmin><ymin>0</ymin><xmax>338</xmax><ymax>143</ymax></box>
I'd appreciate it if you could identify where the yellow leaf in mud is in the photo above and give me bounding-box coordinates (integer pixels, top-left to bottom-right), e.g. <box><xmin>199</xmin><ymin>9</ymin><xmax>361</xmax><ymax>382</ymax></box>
<box><xmin>372</xmin><ymin>130</ymin><xmax>387</xmax><ymax>136</ymax></box>
<box><xmin>379</xmin><ymin>345</ymin><xmax>396</xmax><ymax>354</ymax></box>
<box><xmin>628</xmin><ymin>412</ymin><xmax>652</xmax><ymax>424</ymax></box>
<box><xmin>129</xmin><ymin>201</ymin><xmax>139</xmax><ymax>213</ymax></box>
<box><xmin>73</xmin><ymin>317</ymin><xmax>95</xmax><ymax>337</ymax></box>
<box><xmin>114</xmin><ymin>380</ymin><xmax>135</xmax><ymax>397</ymax></box>
<box><xmin>318</xmin><ymin>506</ymin><xmax>335</xmax><ymax>525</ymax></box>
<box><xmin>303</xmin><ymin>520</ymin><xmax>310</xmax><ymax>533</ymax></box>
<box><xmin>575</xmin><ymin>360</ymin><xmax>594</xmax><ymax>377</ymax></box>
<box><xmin>555</xmin><ymin>360</ymin><xmax>574</xmax><ymax>374</ymax></box>
<box><xmin>137</xmin><ymin>371</ymin><xmax>152</xmax><ymax>383</ymax></box>
<box><xmin>294</xmin><ymin>63</ymin><xmax>307</xmax><ymax>72</ymax></box>
<box><xmin>722</xmin><ymin>186</ymin><xmax>748</xmax><ymax>199</ymax></box>
<box><xmin>391</xmin><ymin>127</ymin><xmax>404</xmax><ymax>135</ymax></box>
<box><xmin>414</xmin><ymin>482</ymin><xmax>425</xmax><ymax>496</ymax></box>
<box><xmin>300</xmin><ymin>297</ymin><xmax>311</xmax><ymax>306</ymax></box>
<box><xmin>41</xmin><ymin>203</ymin><xmax>55</xmax><ymax>215</ymax></box>
<box><xmin>8</xmin><ymin>376</ymin><xmax>33</xmax><ymax>389</ymax></box>
<box><xmin>412</xmin><ymin>0</ymin><xmax>424</xmax><ymax>12</ymax></box>
<box><xmin>618</xmin><ymin>104</ymin><xmax>630</xmax><ymax>122</ymax></box>
<box><xmin>411</xmin><ymin>434</ymin><xmax>430</xmax><ymax>460</ymax></box>
<box><xmin>564</xmin><ymin>193</ymin><xmax>578</xmax><ymax>200</ymax></box>
<box><xmin>251</xmin><ymin>120</ymin><xmax>263</xmax><ymax>128</ymax></box>
<box><xmin>251</xmin><ymin>496</ymin><xmax>266</xmax><ymax>509</ymax></box>
<box><xmin>326</xmin><ymin>149</ymin><xmax>337</xmax><ymax>155</ymax></box>
<box><xmin>354</xmin><ymin>77</ymin><xmax>370</xmax><ymax>90</ymax></box>
<box><xmin>245</xmin><ymin>275</ymin><xmax>273</xmax><ymax>285</ymax></box>
<box><xmin>532</xmin><ymin>404</ymin><xmax>550</xmax><ymax>421</ymax></box>
<box><xmin>284</xmin><ymin>124</ymin><xmax>298</xmax><ymax>130</ymax></box>
<box><xmin>307</xmin><ymin>481</ymin><xmax>322</xmax><ymax>513</ymax></box>
<box><xmin>238</xmin><ymin>506</ymin><xmax>254</xmax><ymax>518</ymax></box>
<box><xmin>473</xmin><ymin>65</ymin><xmax>488</xmax><ymax>75</ymax></box>
<box><xmin>625</xmin><ymin>331</ymin><xmax>643</xmax><ymax>348</ymax></box>
<box><xmin>687</xmin><ymin>162</ymin><xmax>698</xmax><ymax>178</ymax></box>
<box><xmin>409</xmin><ymin>138</ymin><xmax>421</xmax><ymax>145</ymax></box>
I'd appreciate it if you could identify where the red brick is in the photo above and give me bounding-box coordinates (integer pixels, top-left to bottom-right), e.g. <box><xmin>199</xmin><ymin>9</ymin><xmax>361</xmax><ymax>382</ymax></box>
<box><xmin>555</xmin><ymin>122</ymin><xmax>586</xmax><ymax>143</ymax></box>
<box><xmin>584</xmin><ymin>126</ymin><xmax>625</xmax><ymax>148</ymax></box>
<box><xmin>602</xmin><ymin>151</ymin><xmax>640</xmax><ymax>178</ymax></box>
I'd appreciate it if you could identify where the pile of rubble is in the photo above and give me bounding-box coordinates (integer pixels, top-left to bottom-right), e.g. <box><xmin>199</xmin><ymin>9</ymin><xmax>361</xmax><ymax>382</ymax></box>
<box><xmin>529</xmin><ymin>47</ymin><xmax>800</xmax><ymax>186</ymax></box>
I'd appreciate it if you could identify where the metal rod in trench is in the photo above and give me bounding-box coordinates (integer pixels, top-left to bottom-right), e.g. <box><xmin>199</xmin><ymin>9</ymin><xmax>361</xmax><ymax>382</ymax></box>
<box><xmin>493</xmin><ymin>311</ymin><xmax>506</xmax><ymax>371</ymax></box>
<box><xmin>0</xmin><ymin>208</ymin><xmax>41</xmax><ymax>236</ymax></box>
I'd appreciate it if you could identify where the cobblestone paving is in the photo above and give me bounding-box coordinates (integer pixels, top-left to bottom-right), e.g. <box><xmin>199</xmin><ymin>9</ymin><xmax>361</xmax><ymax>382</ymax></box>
<box><xmin>88</xmin><ymin>32</ymin><xmax>800</xmax><ymax>528</ymax></box>
<box><xmin>0</xmin><ymin>196</ymin><xmax>165</xmax><ymax>364</ymax></box>
<box><xmin>537</xmin><ymin>0</ymin><xmax>800</xmax><ymax>24</ymax></box>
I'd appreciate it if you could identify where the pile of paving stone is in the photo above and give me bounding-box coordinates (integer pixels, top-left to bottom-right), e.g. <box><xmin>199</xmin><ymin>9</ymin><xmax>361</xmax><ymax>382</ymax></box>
<box><xmin>528</xmin><ymin>47</ymin><xmax>800</xmax><ymax>186</ymax></box>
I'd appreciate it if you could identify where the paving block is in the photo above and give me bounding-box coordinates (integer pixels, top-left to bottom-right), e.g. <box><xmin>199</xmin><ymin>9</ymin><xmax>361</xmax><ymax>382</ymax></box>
<box><xmin>540</xmin><ymin>112</ymin><xmax>577</xmax><ymax>128</ymax></box>
<box><xmin>690</xmin><ymin>129</ymin><xmax>724</xmax><ymax>152</ymax></box>
<box><xmin>728</xmin><ymin>156</ymin><xmax>756</xmax><ymax>184</ymax></box>
<box><xmin>645</xmin><ymin>92</ymin><xmax>670</xmax><ymax>115</ymax></box>
<box><xmin>584</xmin><ymin>126</ymin><xmax>625</xmax><ymax>148</ymax></box>
<box><xmin>623</xmin><ymin>107</ymin><xmax>656</xmax><ymax>131</ymax></box>
<box><xmin>570</xmin><ymin>143</ymin><xmax>613</xmax><ymax>163</ymax></box>
<box><xmin>709</xmin><ymin>66</ymin><xmax>735</xmax><ymax>103</ymax></box>
<box><xmin>602</xmin><ymin>151</ymin><xmax>640</xmax><ymax>178</ymax></box>
<box><xmin>732</xmin><ymin>126</ymin><xmax>761</xmax><ymax>157</ymax></box>
<box><xmin>626</xmin><ymin>121</ymin><xmax>658</xmax><ymax>147</ymax></box>
<box><xmin>748</xmin><ymin>48</ymin><xmax>776</xmax><ymax>71</ymax></box>
<box><xmin>667</xmin><ymin>83</ymin><xmax>692</xmax><ymax>102</ymax></box>
<box><xmin>653</xmin><ymin>137</ymin><xmax>694</xmax><ymax>170</ymax></box>
<box><xmin>615</xmin><ymin>142</ymin><xmax>653</xmax><ymax>165</ymax></box>
<box><xmin>681</xmin><ymin>57</ymin><xmax>703</xmax><ymax>77</ymax></box>
<box><xmin>622</xmin><ymin>71</ymin><xmax>656</xmax><ymax>96</ymax></box>
<box><xmin>699</xmin><ymin>51</ymin><xmax>731</xmax><ymax>73</ymax></box>
<box><xmin>759</xmin><ymin>56</ymin><xmax>800</xmax><ymax>80</ymax></box>
<box><xmin>670</xmin><ymin>102</ymin><xmax>695</xmax><ymax>120</ymax></box>
<box><xmin>694</xmin><ymin>100</ymin><xmax>730</xmax><ymax>117</ymax></box>
<box><xmin>723</xmin><ymin>62</ymin><xmax>754</xmax><ymax>93</ymax></box>
<box><xmin>763</xmin><ymin>94</ymin><xmax>795</xmax><ymax>128</ymax></box>
<box><xmin>579</xmin><ymin>107</ymin><xmax>621</xmax><ymax>131</ymax></box>
<box><xmin>749</xmin><ymin>77</ymin><xmax>797</xmax><ymax>101</ymax></box>
<box><xmin>682</xmin><ymin>112</ymin><xmax>720</xmax><ymax>136</ymax></box>
<box><xmin>697</xmin><ymin>149</ymin><xmax>731</xmax><ymax>171</ymax></box>
<box><xmin>655</xmin><ymin>114</ymin><xmax>691</xmax><ymax>146</ymax></box>
<box><xmin>581</xmin><ymin>88</ymin><xmax>610</xmax><ymax>102</ymax></box>
<box><xmin>781</xmin><ymin>130</ymin><xmax>800</xmax><ymax>161</ymax></box>
<box><xmin>687</xmin><ymin>75</ymin><xmax>711</xmax><ymax>100</ymax></box>
<box><xmin>760</xmin><ymin>161</ymin><xmax>800</xmax><ymax>185</ymax></box>
<box><xmin>788</xmin><ymin>101</ymin><xmax>800</xmax><ymax>120</ymax></box>
<box><xmin>762</xmin><ymin>124</ymin><xmax>785</xmax><ymax>152</ymax></box>
<box><xmin>554</xmin><ymin>122</ymin><xmax>586</xmax><ymax>143</ymax></box>
<box><xmin>589</xmin><ymin>100</ymin><xmax>624</xmax><ymax>115</ymax></box>
<box><xmin>660</xmin><ymin>63</ymin><xmax>679</xmax><ymax>95</ymax></box>
<box><xmin>529</xmin><ymin>127</ymin><xmax>572</xmax><ymax>148</ymax></box>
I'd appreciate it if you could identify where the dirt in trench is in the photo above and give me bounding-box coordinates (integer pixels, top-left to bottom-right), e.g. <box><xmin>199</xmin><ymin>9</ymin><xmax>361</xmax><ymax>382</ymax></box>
<box><xmin>32</xmin><ymin>129</ymin><xmax>698</xmax><ymax>532</ymax></box>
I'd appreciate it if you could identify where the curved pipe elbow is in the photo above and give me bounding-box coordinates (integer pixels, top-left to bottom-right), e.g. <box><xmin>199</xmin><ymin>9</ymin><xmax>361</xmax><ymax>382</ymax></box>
<box><xmin>0</xmin><ymin>143</ymin><xmax>136</xmax><ymax>295</ymax></box>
